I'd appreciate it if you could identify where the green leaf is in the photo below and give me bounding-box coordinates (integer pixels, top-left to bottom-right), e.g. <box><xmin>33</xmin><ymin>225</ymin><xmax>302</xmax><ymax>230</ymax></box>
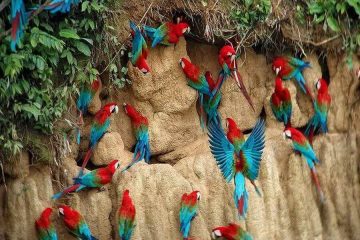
<box><xmin>326</xmin><ymin>16</ymin><xmax>340</xmax><ymax>32</ymax></box>
<box><xmin>81</xmin><ymin>1</ymin><xmax>90</xmax><ymax>11</ymax></box>
<box><xmin>74</xmin><ymin>41</ymin><xmax>91</xmax><ymax>56</ymax></box>
<box><xmin>59</xmin><ymin>29</ymin><xmax>81</xmax><ymax>39</ymax></box>
<box><xmin>22</xmin><ymin>104</ymin><xmax>41</xmax><ymax>120</ymax></box>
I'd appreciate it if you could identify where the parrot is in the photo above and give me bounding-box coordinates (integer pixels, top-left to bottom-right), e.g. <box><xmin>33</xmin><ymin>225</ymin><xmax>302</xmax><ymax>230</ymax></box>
<box><xmin>118</xmin><ymin>189</ymin><xmax>136</xmax><ymax>240</ymax></box>
<box><xmin>208</xmin><ymin>118</ymin><xmax>265</xmax><ymax>219</ymax></box>
<box><xmin>44</xmin><ymin>0</ymin><xmax>80</xmax><ymax>14</ymax></box>
<box><xmin>179</xmin><ymin>57</ymin><xmax>213</xmax><ymax>130</ymax></box>
<box><xmin>10</xmin><ymin>0</ymin><xmax>28</xmax><ymax>51</ymax></box>
<box><xmin>203</xmin><ymin>71</ymin><xmax>221</xmax><ymax>125</ymax></box>
<box><xmin>211</xmin><ymin>223</ymin><xmax>253</xmax><ymax>240</ymax></box>
<box><xmin>179</xmin><ymin>191</ymin><xmax>201</xmax><ymax>240</ymax></box>
<box><xmin>144</xmin><ymin>22</ymin><xmax>190</xmax><ymax>48</ymax></box>
<box><xmin>35</xmin><ymin>207</ymin><xmax>58</xmax><ymax>240</ymax></box>
<box><xmin>78</xmin><ymin>102</ymin><xmax>119</xmax><ymax>176</ymax></box>
<box><xmin>270</xmin><ymin>76</ymin><xmax>292</xmax><ymax>128</ymax></box>
<box><xmin>305</xmin><ymin>78</ymin><xmax>331</xmax><ymax>144</ymax></box>
<box><xmin>122</xmin><ymin>103</ymin><xmax>151</xmax><ymax>172</ymax></box>
<box><xmin>52</xmin><ymin>160</ymin><xmax>120</xmax><ymax>199</ymax></box>
<box><xmin>58</xmin><ymin>205</ymin><xmax>98</xmax><ymax>240</ymax></box>
<box><xmin>76</xmin><ymin>77</ymin><xmax>101</xmax><ymax>144</ymax></box>
<box><xmin>272</xmin><ymin>56</ymin><xmax>313</xmax><ymax>99</ymax></box>
<box><xmin>283</xmin><ymin>127</ymin><xmax>324</xmax><ymax>202</ymax></box>
<box><xmin>129</xmin><ymin>21</ymin><xmax>150</xmax><ymax>74</ymax></box>
<box><xmin>212</xmin><ymin>45</ymin><xmax>255</xmax><ymax>111</ymax></box>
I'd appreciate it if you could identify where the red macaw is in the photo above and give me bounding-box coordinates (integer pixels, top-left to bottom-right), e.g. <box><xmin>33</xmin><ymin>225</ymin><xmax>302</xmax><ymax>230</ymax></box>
<box><xmin>35</xmin><ymin>207</ymin><xmax>58</xmax><ymax>240</ymax></box>
<box><xmin>305</xmin><ymin>78</ymin><xmax>331</xmax><ymax>144</ymax></box>
<box><xmin>179</xmin><ymin>191</ymin><xmax>201</xmax><ymax>240</ymax></box>
<box><xmin>270</xmin><ymin>76</ymin><xmax>292</xmax><ymax>128</ymax></box>
<box><xmin>144</xmin><ymin>22</ymin><xmax>190</xmax><ymax>48</ymax></box>
<box><xmin>272</xmin><ymin>56</ymin><xmax>313</xmax><ymax>99</ymax></box>
<box><xmin>58</xmin><ymin>205</ymin><xmax>98</xmax><ymax>240</ymax></box>
<box><xmin>211</xmin><ymin>223</ymin><xmax>253</xmax><ymax>240</ymax></box>
<box><xmin>284</xmin><ymin>128</ymin><xmax>324</xmax><ymax>202</ymax></box>
<box><xmin>118</xmin><ymin>189</ymin><xmax>136</xmax><ymax>240</ymax></box>
<box><xmin>130</xmin><ymin>21</ymin><xmax>150</xmax><ymax>74</ymax></box>
<box><xmin>208</xmin><ymin>118</ymin><xmax>265</xmax><ymax>218</ymax></box>
<box><xmin>212</xmin><ymin>45</ymin><xmax>255</xmax><ymax>111</ymax></box>
<box><xmin>52</xmin><ymin>160</ymin><xmax>120</xmax><ymax>199</ymax></box>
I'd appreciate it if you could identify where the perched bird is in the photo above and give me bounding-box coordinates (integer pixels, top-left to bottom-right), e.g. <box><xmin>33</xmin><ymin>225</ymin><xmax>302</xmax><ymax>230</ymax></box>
<box><xmin>76</xmin><ymin>77</ymin><xmax>101</xmax><ymax>144</ymax></box>
<box><xmin>208</xmin><ymin>118</ymin><xmax>265</xmax><ymax>218</ymax></box>
<box><xmin>203</xmin><ymin>71</ymin><xmax>221</xmax><ymax>125</ymax></box>
<box><xmin>129</xmin><ymin>21</ymin><xmax>150</xmax><ymax>74</ymax></box>
<box><xmin>272</xmin><ymin>56</ymin><xmax>313</xmax><ymax>99</ymax></box>
<box><xmin>122</xmin><ymin>103</ymin><xmax>151</xmax><ymax>172</ymax></box>
<box><xmin>211</xmin><ymin>223</ymin><xmax>253</xmax><ymax>240</ymax></box>
<box><xmin>10</xmin><ymin>0</ymin><xmax>28</xmax><ymax>51</ymax></box>
<box><xmin>305</xmin><ymin>78</ymin><xmax>331</xmax><ymax>144</ymax></box>
<box><xmin>58</xmin><ymin>205</ymin><xmax>98</xmax><ymax>240</ymax></box>
<box><xmin>52</xmin><ymin>160</ymin><xmax>120</xmax><ymax>199</ymax></box>
<box><xmin>270</xmin><ymin>77</ymin><xmax>292</xmax><ymax>128</ymax></box>
<box><xmin>144</xmin><ymin>22</ymin><xmax>190</xmax><ymax>48</ymax></box>
<box><xmin>179</xmin><ymin>58</ymin><xmax>213</xmax><ymax>129</ymax></box>
<box><xmin>179</xmin><ymin>191</ymin><xmax>201</xmax><ymax>240</ymax></box>
<box><xmin>35</xmin><ymin>208</ymin><xmax>58</xmax><ymax>240</ymax></box>
<box><xmin>118</xmin><ymin>190</ymin><xmax>136</xmax><ymax>240</ymax></box>
<box><xmin>213</xmin><ymin>45</ymin><xmax>255</xmax><ymax>111</ymax></box>
<box><xmin>78</xmin><ymin>102</ymin><xmax>119</xmax><ymax>176</ymax></box>
<box><xmin>44</xmin><ymin>0</ymin><xmax>80</xmax><ymax>14</ymax></box>
<box><xmin>283</xmin><ymin>128</ymin><xmax>324</xmax><ymax>202</ymax></box>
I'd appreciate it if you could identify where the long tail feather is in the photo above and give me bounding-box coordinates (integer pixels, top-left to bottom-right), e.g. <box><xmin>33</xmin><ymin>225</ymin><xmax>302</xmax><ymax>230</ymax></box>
<box><xmin>250</xmin><ymin>180</ymin><xmax>262</xmax><ymax>197</ymax></box>
<box><xmin>122</xmin><ymin>151</ymin><xmax>142</xmax><ymax>173</ymax></box>
<box><xmin>310</xmin><ymin>167</ymin><xmax>325</xmax><ymax>203</ymax></box>
<box><xmin>79</xmin><ymin>149</ymin><xmax>92</xmax><ymax>176</ymax></box>
<box><xmin>234</xmin><ymin>173</ymin><xmax>248</xmax><ymax>219</ymax></box>
<box><xmin>232</xmin><ymin>70</ymin><xmax>255</xmax><ymax>112</ymax></box>
<box><xmin>52</xmin><ymin>184</ymin><xmax>82</xmax><ymax>200</ymax></box>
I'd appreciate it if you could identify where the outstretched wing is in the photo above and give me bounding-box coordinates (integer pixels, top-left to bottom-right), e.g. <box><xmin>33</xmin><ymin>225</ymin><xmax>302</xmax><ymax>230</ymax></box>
<box><xmin>207</xmin><ymin>120</ymin><xmax>235</xmax><ymax>182</ymax></box>
<box><xmin>241</xmin><ymin>119</ymin><xmax>265</xmax><ymax>180</ymax></box>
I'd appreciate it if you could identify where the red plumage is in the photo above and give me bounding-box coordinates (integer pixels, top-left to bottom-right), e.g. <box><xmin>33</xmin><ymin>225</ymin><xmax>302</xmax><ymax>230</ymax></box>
<box><xmin>58</xmin><ymin>205</ymin><xmax>81</xmax><ymax>230</ymax></box>
<box><xmin>35</xmin><ymin>207</ymin><xmax>53</xmax><ymax>229</ymax></box>
<box><xmin>218</xmin><ymin>45</ymin><xmax>236</xmax><ymax>69</ymax></box>
<box><xmin>123</xmin><ymin>103</ymin><xmax>148</xmax><ymax>126</ymax></box>
<box><xmin>168</xmin><ymin>22</ymin><xmax>190</xmax><ymax>44</ymax></box>
<box><xmin>205</xmin><ymin>71</ymin><xmax>216</xmax><ymax>91</ymax></box>
<box><xmin>317</xmin><ymin>78</ymin><xmax>331</xmax><ymax>105</ymax></box>
<box><xmin>226</xmin><ymin>118</ymin><xmax>244</xmax><ymax>144</ymax></box>
<box><xmin>94</xmin><ymin>102</ymin><xmax>118</xmax><ymax>124</ymax></box>
<box><xmin>96</xmin><ymin>159</ymin><xmax>120</xmax><ymax>184</ymax></box>
<box><xmin>272</xmin><ymin>57</ymin><xmax>292</xmax><ymax>77</ymax></box>
<box><xmin>181</xmin><ymin>191</ymin><xmax>199</xmax><ymax>206</ymax></box>
<box><xmin>179</xmin><ymin>58</ymin><xmax>201</xmax><ymax>82</ymax></box>
<box><xmin>11</xmin><ymin>14</ymin><xmax>20</xmax><ymax>39</ymax></box>
<box><xmin>119</xmin><ymin>190</ymin><xmax>136</xmax><ymax>220</ymax></box>
<box><xmin>286</xmin><ymin>127</ymin><xmax>307</xmax><ymax>144</ymax></box>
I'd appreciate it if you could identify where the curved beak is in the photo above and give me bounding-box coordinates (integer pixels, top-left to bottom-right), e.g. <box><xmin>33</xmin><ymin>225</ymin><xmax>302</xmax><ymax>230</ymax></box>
<box><xmin>275</xmin><ymin>68</ymin><xmax>280</xmax><ymax>75</ymax></box>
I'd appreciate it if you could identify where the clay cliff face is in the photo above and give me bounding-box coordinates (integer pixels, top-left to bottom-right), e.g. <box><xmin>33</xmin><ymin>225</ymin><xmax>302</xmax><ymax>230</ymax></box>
<box><xmin>1</xmin><ymin>39</ymin><xmax>360</xmax><ymax>240</ymax></box>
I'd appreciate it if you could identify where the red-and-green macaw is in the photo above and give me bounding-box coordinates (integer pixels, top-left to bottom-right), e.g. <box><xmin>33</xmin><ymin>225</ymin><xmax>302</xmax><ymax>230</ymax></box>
<box><xmin>122</xmin><ymin>103</ymin><xmax>151</xmax><ymax>172</ymax></box>
<box><xmin>305</xmin><ymin>78</ymin><xmax>331</xmax><ymax>144</ymax></box>
<box><xmin>212</xmin><ymin>45</ymin><xmax>255</xmax><ymax>111</ymax></box>
<box><xmin>208</xmin><ymin>118</ymin><xmax>265</xmax><ymax>219</ymax></box>
<box><xmin>10</xmin><ymin>0</ymin><xmax>28</xmax><ymax>51</ymax></box>
<box><xmin>129</xmin><ymin>21</ymin><xmax>150</xmax><ymax>74</ymax></box>
<box><xmin>144</xmin><ymin>22</ymin><xmax>190</xmax><ymax>48</ymax></box>
<box><xmin>283</xmin><ymin>128</ymin><xmax>324</xmax><ymax>202</ymax></box>
<box><xmin>78</xmin><ymin>102</ymin><xmax>119</xmax><ymax>176</ymax></box>
<box><xmin>272</xmin><ymin>56</ymin><xmax>313</xmax><ymax>99</ymax></box>
<box><xmin>58</xmin><ymin>205</ymin><xmax>98</xmax><ymax>240</ymax></box>
<box><xmin>179</xmin><ymin>191</ymin><xmax>201</xmax><ymax>240</ymax></box>
<box><xmin>76</xmin><ymin>77</ymin><xmax>101</xmax><ymax>144</ymax></box>
<box><xmin>44</xmin><ymin>0</ymin><xmax>80</xmax><ymax>14</ymax></box>
<box><xmin>203</xmin><ymin>71</ymin><xmax>221</xmax><ymax>125</ymax></box>
<box><xmin>52</xmin><ymin>160</ymin><xmax>120</xmax><ymax>199</ymax></box>
<box><xmin>118</xmin><ymin>189</ymin><xmax>136</xmax><ymax>240</ymax></box>
<box><xmin>270</xmin><ymin>76</ymin><xmax>292</xmax><ymax>128</ymax></box>
<box><xmin>179</xmin><ymin>57</ymin><xmax>213</xmax><ymax>130</ymax></box>
<box><xmin>35</xmin><ymin>208</ymin><xmax>58</xmax><ymax>240</ymax></box>
<box><xmin>211</xmin><ymin>223</ymin><xmax>253</xmax><ymax>240</ymax></box>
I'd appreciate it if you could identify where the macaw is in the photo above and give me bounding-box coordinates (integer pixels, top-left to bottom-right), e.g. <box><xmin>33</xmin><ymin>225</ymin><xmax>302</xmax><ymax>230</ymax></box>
<box><xmin>122</xmin><ymin>103</ymin><xmax>151</xmax><ymax>172</ymax></box>
<box><xmin>129</xmin><ymin>21</ymin><xmax>150</xmax><ymax>74</ymax></box>
<box><xmin>208</xmin><ymin>118</ymin><xmax>265</xmax><ymax>218</ymax></box>
<box><xmin>44</xmin><ymin>0</ymin><xmax>80</xmax><ymax>14</ymax></box>
<box><xmin>76</xmin><ymin>77</ymin><xmax>101</xmax><ymax>144</ymax></box>
<box><xmin>212</xmin><ymin>45</ymin><xmax>255</xmax><ymax>111</ymax></box>
<box><xmin>144</xmin><ymin>22</ymin><xmax>190</xmax><ymax>48</ymax></box>
<box><xmin>203</xmin><ymin>71</ymin><xmax>221</xmax><ymax>125</ymax></box>
<box><xmin>270</xmin><ymin>77</ymin><xmax>292</xmax><ymax>128</ymax></box>
<box><xmin>305</xmin><ymin>78</ymin><xmax>331</xmax><ymax>144</ymax></box>
<box><xmin>10</xmin><ymin>0</ymin><xmax>28</xmax><ymax>51</ymax></box>
<box><xmin>58</xmin><ymin>205</ymin><xmax>98</xmax><ymax>240</ymax></box>
<box><xmin>52</xmin><ymin>160</ymin><xmax>120</xmax><ymax>199</ymax></box>
<box><xmin>179</xmin><ymin>57</ymin><xmax>213</xmax><ymax>130</ymax></box>
<box><xmin>118</xmin><ymin>189</ymin><xmax>136</xmax><ymax>240</ymax></box>
<box><xmin>179</xmin><ymin>191</ymin><xmax>201</xmax><ymax>240</ymax></box>
<box><xmin>35</xmin><ymin>208</ymin><xmax>58</xmax><ymax>240</ymax></box>
<box><xmin>78</xmin><ymin>102</ymin><xmax>119</xmax><ymax>176</ymax></box>
<box><xmin>272</xmin><ymin>56</ymin><xmax>313</xmax><ymax>99</ymax></box>
<box><xmin>211</xmin><ymin>223</ymin><xmax>253</xmax><ymax>240</ymax></box>
<box><xmin>283</xmin><ymin>127</ymin><xmax>324</xmax><ymax>202</ymax></box>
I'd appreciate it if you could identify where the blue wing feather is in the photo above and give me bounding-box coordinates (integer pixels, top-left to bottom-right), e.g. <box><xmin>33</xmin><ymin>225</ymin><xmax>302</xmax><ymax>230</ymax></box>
<box><xmin>89</xmin><ymin>119</ymin><xmax>110</xmax><ymax>148</ymax></box>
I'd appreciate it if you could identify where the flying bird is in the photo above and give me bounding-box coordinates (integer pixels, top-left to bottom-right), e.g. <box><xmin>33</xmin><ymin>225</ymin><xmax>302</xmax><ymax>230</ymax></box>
<box><xmin>270</xmin><ymin>77</ymin><xmax>292</xmax><ymax>128</ymax></box>
<box><xmin>35</xmin><ymin>207</ymin><xmax>58</xmax><ymax>240</ymax></box>
<box><xmin>118</xmin><ymin>190</ymin><xmax>136</xmax><ymax>240</ymax></box>
<box><xmin>208</xmin><ymin>118</ymin><xmax>265</xmax><ymax>218</ymax></box>
<box><xmin>129</xmin><ymin>21</ymin><xmax>150</xmax><ymax>74</ymax></box>
<box><xmin>179</xmin><ymin>191</ymin><xmax>201</xmax><ymax>240</ymax></box>
<box><xmin>211</xmin><ymin>223</ymin><xmax>253</xmax><ymax>240</ymax></box>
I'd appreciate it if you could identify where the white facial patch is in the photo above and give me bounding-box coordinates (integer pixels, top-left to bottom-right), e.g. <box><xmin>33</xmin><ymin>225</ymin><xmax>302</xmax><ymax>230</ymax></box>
<box><xmin>284</xmin><ymin>129</ymin><xmax>291</xmax><ymax>138</ymax></box>
<box><xmin>275</xmin><ymin>67</ymin><xmax>280</xmax><ymax>75</ymax></box>
<box><xmin>179</xmin><ymin>59</ymin><xmax>185</xmax><ymax>69</ymax></box>
<box><xmin>316</xmin><ymin>80</ymin><xmax>321</xmax><ymax>90</ymax></box>
<box><xmin>140</xmin><ymin>68</ymin><xmax>148</xmax><ymax>73</ymax></box>
<box><xmin>196</xmin><ymin>191</ymin><xmax>201</xmax><ymax>200</ymax></box>
<box><xmin>212</xmin><ymin>230</ymin><xmax>221</xmax><ymax>238</ymax></box>
<box><xmin>113</xmin><ymin>105</ymin><xmax>119</xmax><ymax>114</ymax></box>
<box><xmin>115</xmin><ymin>162</ymin><xmax>120</xmax><ymax>169</ymax></box>
<box><xmin>59</xmin><ymin>208</ymin><xmax>64</xmax><ymax>215</ymax></box>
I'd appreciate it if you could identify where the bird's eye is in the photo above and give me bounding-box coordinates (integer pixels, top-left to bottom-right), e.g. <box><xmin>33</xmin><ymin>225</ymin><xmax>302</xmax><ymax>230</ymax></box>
<box><xmin>116</xmin><ymin>162</ymin><xmax>120</xmax><ymax>169</ymax></box>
